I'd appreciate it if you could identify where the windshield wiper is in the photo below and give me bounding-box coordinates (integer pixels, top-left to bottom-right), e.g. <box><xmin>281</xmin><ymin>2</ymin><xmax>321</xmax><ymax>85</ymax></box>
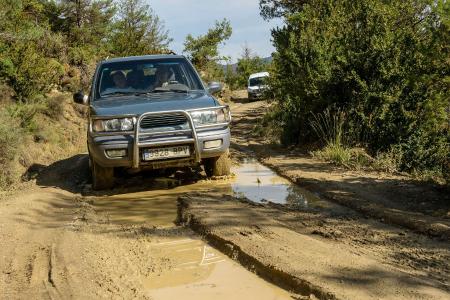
<box><xmin>101</xmin><ymin>91</ymin><xmax>134</xmax><ymax>97</ymax></box>
<box><xmin>136</xmin><ymin>89</ymin><xmax>190</xmax><ymax>95</ymax></box>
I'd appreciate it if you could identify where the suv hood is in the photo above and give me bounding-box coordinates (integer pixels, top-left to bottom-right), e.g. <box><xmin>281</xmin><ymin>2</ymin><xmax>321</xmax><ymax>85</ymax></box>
<box><xmin>90</xmin><ymin>91</ymin><xmax>219</xmax><ymax>116</ymax></box>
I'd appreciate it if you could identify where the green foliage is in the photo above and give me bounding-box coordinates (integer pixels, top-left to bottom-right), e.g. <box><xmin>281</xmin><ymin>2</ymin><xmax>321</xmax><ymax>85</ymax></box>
<box><xmin>44</xmin><ymin>0</ymin><xmax>116</xmax><ymax>87</ymax></box>
<box><xmin>236</xmin><ymin>57</ymin><xmax>266</xmax><ymax>88</ymax></box>
<box><xmin>265</xmin><ymin>0</ymin><xmax>450</xmax><ymax>177</ymax></box>
<box><xmin>0</xmin><ymin>0</ymin><xmax>173</xmax><ymax>96</ymax></box>
<box><xmin>6</xmin><ymin>44</ymin><xmax>64</xmax><ymax>101</ymax></box>
<box><xmin>0</xmin><ymin>108</ymin><xmax>23</xmax><ymax>189</ymax></box>
<box><xmin>0</xmin><ymin>0</ymin><xmax>175</xmax><ymax>189</ymax></box>
<box><xmin>6</xmin><ymin>98</ymin><xmax>47</xmax><ymax>131</ymax></box>
<box><xmin>224</xmin><ymin>65</ymin><xmax>238</xmax><ymax>89</ymax></box>
<box><xmin>310</xmin><ymin>108</ymin><xmax>347</xmax><ymax>147</ymax></box>
<box><xmin>259</xmin><ymin>0</ymin><xmax>306</xmax><ymax>20</ymax></box>
<box><xmin>225</xmin><ymin>45</ymin><xmax>269</xmax><ymax>89</ymax></box>
<box><xmin>0</xmin><ymin>0</ymin><xmax>65</xmax><ymax>101</ymax></box>
<box><xmin>184</xmin><ymin>19</ymin><xmax>232</xmax><ymax>81</ymax></box>
<box><xmin>110</xmin><ymin>0</ymin><xmax>172</xmax><ymax>57</ymax></box>
<box><xmin>224</xmin><ymin>46</ymin><xmax>269</xmax><ymax>89</ymax></box>
<box><xmin>313</xmin><ymin>144</ymin><xmax>352</xmax><ymax>167</ymax></box>
<box><xmin>46</xmin><ymin>0</ymin><xmax>116</xmax><ymax>48</ymax></box>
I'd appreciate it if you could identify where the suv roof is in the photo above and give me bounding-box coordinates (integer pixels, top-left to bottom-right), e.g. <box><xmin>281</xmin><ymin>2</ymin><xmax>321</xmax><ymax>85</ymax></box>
<box><xmin>101</xmin><ymin>54</ymin><xmax>185</xmax><ymax>64</ymax></box>
<box><xmin>249</xmin><ymin>72</ymin><xmax>269</xmax><ymax>79</ymax></box>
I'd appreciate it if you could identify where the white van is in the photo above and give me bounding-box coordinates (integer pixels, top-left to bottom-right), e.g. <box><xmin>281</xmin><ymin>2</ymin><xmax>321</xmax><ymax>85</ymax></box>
<box><xmin>247</xmin><ymin>72</ymin><xmax>269</xmax><ymax>100</ymax></box>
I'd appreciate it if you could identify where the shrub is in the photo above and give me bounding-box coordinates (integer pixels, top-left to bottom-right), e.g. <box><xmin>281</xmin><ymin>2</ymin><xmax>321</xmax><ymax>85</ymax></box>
<box><xmin>372</xmin><ymin>148</ymin><xmax>403</xmax><ymax>173</ymax></box>
<box><xmin>6</xmin><ymin>43</ymin><xmax>64</xmax><ymax>102</ymax></box>
<box><xmin>0</xmin><ymin>108</ymin><xmax>23</xmax><ymax>189</ymax></box>
<box><xmin>6</xmin><ymin>99</ymin><xmax>46</xmax><ymax>132</ymax></box>
<box><xmin>313</xmin><ymin>144</ymin><xmax>352</xmax><ymax>167</ymax></box>
<box><xmin>43</xmin><ymin>94</ymin><xmax>66</xmax><ymax>120</ymax></box>
<box><xmin>267</xmin><ymin>0</ymin><xmax>449</xmax><ymax>176</ymax></box>
<box><xmin>310</xmin><ymin>108</ymin><xmax>347</xmax><ymax>147</ymax></box>
<box><xmin>396</xmin><ymin>129</ymin><xmax>449</xmax><ymax>175</ymax></box>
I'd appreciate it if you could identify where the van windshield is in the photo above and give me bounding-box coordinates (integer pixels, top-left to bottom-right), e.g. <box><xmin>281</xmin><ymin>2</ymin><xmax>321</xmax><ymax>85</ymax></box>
<box><xmin>95</xmin><ymin>58</ymin><xmax>204</xmax><ymax>99</ymax></box>
<box><xmin>249</xmin><ymin>76</ymin><xmax>268</xmax><ymax>87</ymax></box>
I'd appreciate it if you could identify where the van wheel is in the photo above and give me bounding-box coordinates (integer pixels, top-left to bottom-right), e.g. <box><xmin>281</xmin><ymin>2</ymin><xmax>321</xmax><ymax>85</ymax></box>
<box><xmin>204</xmin><ymin>151</ymin><xmax>231</xmax><ymax>177</ymax></box>
<box><xmin>91</xmin><ymin>158</ymin><xmax>114</xmax><ymax>190</ymax></box>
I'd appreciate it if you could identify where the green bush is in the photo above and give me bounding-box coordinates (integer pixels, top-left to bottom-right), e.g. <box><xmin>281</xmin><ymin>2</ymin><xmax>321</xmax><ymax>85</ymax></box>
<box><xmin>313</xmin><ymin>144</ymin><xmax>352</xmax><ymax>166</ymax></box>
<box><xmin>6</xmin><ymin>44</ymin><xmax>64</xmax><ymax>102</ymax></box>
<box><xmin>6</xmin><ymin>99</ymin><xmax>46</xmax><ymax>132</ymax></box>
<box><xmin>396</xmin><ymin>129</ymin><xmax>449</xmax><ymax>175</ymax></box>
<box><xmin>43</xmin><ymin>94</ymin><xmax>66</xmax><ymax>120</ymax></box>
<box><xmin>0</xmin><ymin>109</ymin><xmax>23</xmax><ymax>189</ymax></box>
<box><xmin>267</xmin><ymin>0</ymin><xmax>449</xmax><ymax>177</ymax></box>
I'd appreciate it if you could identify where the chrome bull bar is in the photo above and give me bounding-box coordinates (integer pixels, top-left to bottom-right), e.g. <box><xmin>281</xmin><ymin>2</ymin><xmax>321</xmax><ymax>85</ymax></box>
<box><xmin>90</xmin><ymin>105</ymin><xmax>231</xmax><ymax>169</ymax></box>
<box><xmin>133</xmin><ymin>110</ymin><xmax>200</xmax><ymax>168</ymax></box>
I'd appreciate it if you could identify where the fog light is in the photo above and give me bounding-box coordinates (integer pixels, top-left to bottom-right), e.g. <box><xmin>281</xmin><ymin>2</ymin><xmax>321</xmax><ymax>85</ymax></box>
<box><xmin>204</xmin><ymin>139</ymin><xmax>223</xmax><ymax>149</ymax></box>
<box><xmin>106</xmin><ymin>149</ymin><xmax>127</xmax><ymax>158</ymax></box>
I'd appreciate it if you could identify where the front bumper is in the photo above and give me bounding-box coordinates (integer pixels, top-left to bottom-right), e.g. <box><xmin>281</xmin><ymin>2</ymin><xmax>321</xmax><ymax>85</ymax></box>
<box><xmin>88</xmin><ymin>108</ymin><xmax>231</xmax><ymax>169</ymax></box>
<box><xmin>248</xmin><ymin>90</ymin><xmax>263</xmax><ymax>99</ymax></box>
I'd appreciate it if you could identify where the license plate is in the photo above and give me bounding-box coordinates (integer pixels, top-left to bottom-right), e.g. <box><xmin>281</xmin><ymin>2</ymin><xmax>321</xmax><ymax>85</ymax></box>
<box><xmin>142</xmin><ymin>146</ymin><xmax>190</xmax><ymax>161</ymax></box>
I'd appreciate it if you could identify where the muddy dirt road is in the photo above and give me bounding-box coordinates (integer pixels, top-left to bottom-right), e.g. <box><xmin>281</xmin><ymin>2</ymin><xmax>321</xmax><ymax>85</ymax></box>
<box><xmin>1</xmin><ymin>99</ymin><xmax>449</xmax><ymax>299</ymax></box>
<box><xmin>0</xmin><ymin>162</ymin><xmax>295</xmax><ymax>299</ymax></box>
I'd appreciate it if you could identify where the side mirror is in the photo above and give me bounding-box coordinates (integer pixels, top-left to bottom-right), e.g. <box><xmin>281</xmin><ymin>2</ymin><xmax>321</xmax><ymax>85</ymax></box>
<box><xmin>207</xmin><ymin>82</ymin><xmax>222</xmax><ymax>95</ymax></box>
<box><xmin>73</xmin><ymin>91</ymin><xmax>89</xmax><ymax>105</ymax></box>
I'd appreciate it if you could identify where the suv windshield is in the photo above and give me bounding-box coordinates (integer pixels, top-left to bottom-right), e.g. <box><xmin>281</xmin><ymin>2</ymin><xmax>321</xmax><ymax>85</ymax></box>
<box><xmin>249</xmin><ymin>76</ymin><xmax>268</xmax><ymax>87</ymax></box>
<box><xmin>95</xmin><ymin>57</ymin><xmax>204</xmax><ymax>99</ymax></box>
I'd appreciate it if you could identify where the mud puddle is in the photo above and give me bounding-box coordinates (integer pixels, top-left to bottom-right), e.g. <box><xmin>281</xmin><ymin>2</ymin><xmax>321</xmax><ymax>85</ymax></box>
<box><xmin>90</xmin><ymin>179</ymin><xmax>295</xmax><ymax>299</ymax></box>
<box><xmin>146</xmin><ymin>237</ymin><xmax>294</xmax><ymax>300</ymax></box>
<box><xmin>92</xmin><ymin>158</ymin><xmax>331</xmax><ymax>226</ymax></box>
<box><xmin>231</xmin><ymin>158</ymin><xmax>329</xmax><ymax>209</ymax></box>
<box><xmin>91</xmin><ymin>180</ymin><xmax>231</xmax><ymax>226</ymax></box>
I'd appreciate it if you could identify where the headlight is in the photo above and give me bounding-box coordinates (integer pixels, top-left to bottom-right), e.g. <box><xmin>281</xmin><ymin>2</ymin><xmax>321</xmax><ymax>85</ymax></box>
<box><xmin>93</xmin><ymin>117</ymin><xmax>135</xmax><ymax>132</ymax></box>
<box><xmin>190</xmin><ymin>107</ymin><xmax>230</xmax><ymax>127</ymax></box>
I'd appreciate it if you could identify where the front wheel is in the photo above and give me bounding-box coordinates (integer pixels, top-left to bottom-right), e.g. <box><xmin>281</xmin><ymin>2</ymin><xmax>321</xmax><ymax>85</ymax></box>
<box><xmin>203</xmin><ymin>151</ymin><xmax>231</xmax><ymax>177</ymax></box>
<box><xmin>91</xmin><ymin>157</ymin><xmax>114</xmax><ymax>190</ymax></box>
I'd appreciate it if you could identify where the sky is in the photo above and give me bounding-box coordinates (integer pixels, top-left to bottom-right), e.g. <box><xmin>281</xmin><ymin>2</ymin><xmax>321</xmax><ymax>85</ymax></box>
<box><xmin>148</xmin><ymin>0</ymin><xmax>283</xmax><ymax>63</ymax></box>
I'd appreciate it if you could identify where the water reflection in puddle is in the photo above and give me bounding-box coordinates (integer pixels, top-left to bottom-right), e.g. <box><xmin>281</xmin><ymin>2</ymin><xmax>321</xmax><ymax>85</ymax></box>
<box><xmin>93</xmin><ymin>158</ymin><xmax>327</xmax><ymax>226</ymax></box>
<box><xmin>146</xmin><ymin>238</ymin><xmax>293</xmax><ymax>300</ymax></box>
<box><xmin>231</xmin><ymin>159</ymin><xmax>323</xmax><ymax>208</ymax></box>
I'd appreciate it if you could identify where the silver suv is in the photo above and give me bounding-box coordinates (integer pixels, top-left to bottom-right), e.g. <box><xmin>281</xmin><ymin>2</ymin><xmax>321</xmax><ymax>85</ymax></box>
<box><xmin>74</xmin><ymin>55</ymin><xmax>231</xmax><ymax>190</ymax></box>
<box><xmin>247</xmin><ymin>72</ymin><xmax>269</xmax><ymax>100</ymax></box>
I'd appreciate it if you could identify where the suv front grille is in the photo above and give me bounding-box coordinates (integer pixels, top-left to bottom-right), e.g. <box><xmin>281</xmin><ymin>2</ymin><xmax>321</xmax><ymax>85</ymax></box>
<box><xmin>140</xmin><ymin>113</ymin><xmax>187</xmax><ymax>129</ymax></box>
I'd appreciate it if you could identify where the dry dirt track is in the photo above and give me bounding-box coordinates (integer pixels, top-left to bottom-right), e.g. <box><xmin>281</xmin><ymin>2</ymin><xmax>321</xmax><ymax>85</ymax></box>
<box><xmin>0</xmin><ymin>99</ymin><xmax>449</xmax><ymax>300</ymax></box>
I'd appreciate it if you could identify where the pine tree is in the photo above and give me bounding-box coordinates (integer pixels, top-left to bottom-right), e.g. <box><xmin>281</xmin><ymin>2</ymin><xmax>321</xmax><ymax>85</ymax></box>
<box><xmin>110</xmin><ymin>0</ymin><xmax>172</xmax><ymax>57</ymax></box>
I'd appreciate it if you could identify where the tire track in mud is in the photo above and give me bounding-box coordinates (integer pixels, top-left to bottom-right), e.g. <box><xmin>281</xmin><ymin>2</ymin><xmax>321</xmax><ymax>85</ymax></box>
<box><xmin>2</xmin><ymin>243</ymin><xmax>60</xmax><ymax>299</ymax></box>
<box><xmin>177</xmin><ymin>196</ymin><xmax>335</xmax><ymax>300</ymax></box>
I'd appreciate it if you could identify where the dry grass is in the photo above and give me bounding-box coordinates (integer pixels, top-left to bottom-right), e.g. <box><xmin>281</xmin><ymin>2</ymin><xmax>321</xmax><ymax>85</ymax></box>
<box><xmin>0</xmin><ymin>92</ymin><xmax>87</xmax><ymax>190</ymax></box>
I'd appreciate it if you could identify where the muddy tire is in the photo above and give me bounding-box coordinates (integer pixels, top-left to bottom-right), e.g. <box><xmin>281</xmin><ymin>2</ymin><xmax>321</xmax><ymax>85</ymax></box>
<box><xmin>204</xmin><ymin>150</ymin><xmax>231</xmax><ymax>177</ymax></box>
<box><xmin>91</xmin><ymin>158</ymin><xmax>114</xmax><ymax>190</ymax></box>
